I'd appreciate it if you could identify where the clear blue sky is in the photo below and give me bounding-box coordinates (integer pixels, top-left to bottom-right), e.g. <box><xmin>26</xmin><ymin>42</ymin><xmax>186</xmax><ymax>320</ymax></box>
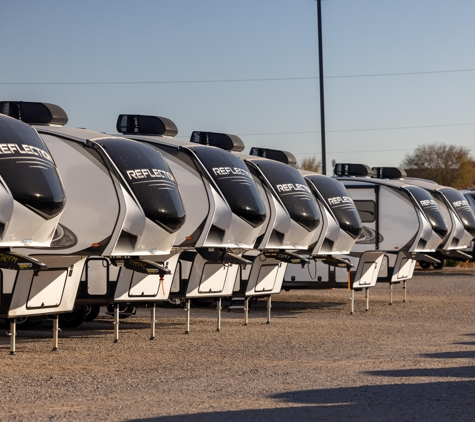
<box><xmin>3</xmin><ymin>0</ymin><xmax>475</xmax><ymax>174</ymax></box>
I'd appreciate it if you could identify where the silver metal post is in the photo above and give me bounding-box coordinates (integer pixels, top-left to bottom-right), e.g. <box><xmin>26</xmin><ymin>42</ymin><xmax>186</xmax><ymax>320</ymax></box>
<box><xmin>403</xmin><ymin>280</ymin><xmax>407</xmax><ymax>303</ymax></box>
<box><xmin>350</xmin><ymin>289</ymin><xmax>354</xmax><ymax>315</ymax></box>
<box><xmin>113</xmin><ymin>303</ymin><xmax>119</xmax><ymax>343</ymax></box>
<box><xmin>216</xmin><ymin>298</ymin><xmax>222</xmax><ymax>332</ymax></box>
<box><xmin>244</xmin><ymin>297</ymin><xmax>249</xmax><ymax>326</ymax></box>
<box><xmin>266</xmin><ymin>296</ymin><xmax>272</xmax><ymax>324</ymax></box>
<box><xmin>9</xmin><ymin>319</ymin><xmax>16</xmax><ymax>355</ymax></box>
<box><xmin>389</xmin><ymin>283</ymin><xmax>393</xmax><ymax>305</ymax></box>
<box><xmin>365</xmin><ymin>288</ymin><xmax>369</xmax><ymax>312</ymax></box>
<box><xmin>185</xmin><ymin>299</ymin><xmax>190</xmax><ymax>334</ymax></box>
<box><xmin>150</xmin><ymin>303</ymin><xmax>156</xmax><ymax>340</ymax></box>
<box><xmin>52</xmin><ymin>315</ymin><xmax>59</xmax><ymax>351</ymax></box>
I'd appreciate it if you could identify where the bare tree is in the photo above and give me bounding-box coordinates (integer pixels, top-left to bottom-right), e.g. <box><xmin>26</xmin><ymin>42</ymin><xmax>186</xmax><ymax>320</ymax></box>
<box><xmin>299</xmin><ymin>156</ymin><xmax>321</xmax><ymax>173</ymax></box>
<box><xmin>401</xmin><ymin>143</ymin><xmax>475</xmax><ymax>189</ymax></box>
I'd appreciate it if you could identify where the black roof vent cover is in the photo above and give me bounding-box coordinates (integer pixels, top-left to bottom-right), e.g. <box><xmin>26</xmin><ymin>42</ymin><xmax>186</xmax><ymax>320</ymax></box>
<box><xmin>190</xmin><ymin>131</ymin><xmax>244</xmax><ymax>152</ymax></box>
<box><xmin>372</xmin><ymin>167</ymin><xmax>407</xmax><ymax>179</ymax></box>
<box><xmin>116</xmin><ymin>114</ymin><xmax>178</xmax><ymax>137</ymax></box>
<box><xmin>0</xmin><ymin>101</ymin><xmax>68</xmax><ymax>126</ymax></box>
<box><xmin>249</xmin><ymin>147</ymin><xmax>297</xmax><ymax>168</ymax></box>
<box><xmin>334</xmin><ymin>163</ymin><xmax>374</xmax><ymax>177</ymax></box>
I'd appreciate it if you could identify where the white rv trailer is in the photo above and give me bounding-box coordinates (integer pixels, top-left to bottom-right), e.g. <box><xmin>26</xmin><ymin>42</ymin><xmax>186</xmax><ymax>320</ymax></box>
<box><xmin>239</xmin><ymin>149</ymin><xmax>365</xmax><ymax>317</ymax></box>
<box><xmin>230</xmin><ymin>151</ymin><xmax>321</xmax><ymax>323</ymax></box>
<box><xmin>0</xmin><ymin>109</ymin><xmax>67</xmax><ymax>353</ymax></box>
<box><xmin>458</xmin><ymin>189</ymin><xmax>475</xmax><ymax>263</ymax></box>
<box><xmin>284</xmin><ymin>163</ymin><xmax>449</xmax><ymax>307</ymax></box>
<box><xmin>330</xmin><ymin>164</ymin><xmax>449</xmax><ymax>305</ymax></box>
<box><xmin>282</xmin><ymin>170</ymin><xmax>389</xmax><ymax>312</ymax></box>
<box><xmin>1</xmin><ymin>102</ymin><xmax>186</xmax><ymax>348</ymax></box>
<box><xmin>371</xmin><ymin>168</ymin><xmax>475</xmax><ymax>267</ymax></box>
<box><xmin>188</xmin><ymin>138</ymin><xmax>323</xmax><ymax>324</ymax></box>
<box><xmin>115</xmin><ymin>116</ymin><xmax>268</xmax><ymax>332</ymax></box>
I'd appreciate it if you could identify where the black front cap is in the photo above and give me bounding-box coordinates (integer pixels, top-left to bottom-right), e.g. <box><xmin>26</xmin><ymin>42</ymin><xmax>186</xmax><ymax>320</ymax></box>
<box><xmin>100</xmin><ymin>138</ymin><xmax>185</xmax><ymax>233</ymax></box>
<box><xmin>405</xmin><ymin>186</ymin><xmax>448</xmax><ymax>239</ymax></box>
<box><xmin>190</xmin><ymin>146</ymin><xmax>267</xmax><ymax>228</ymax></box>
<box><xmin>440</xmin><ymin>187</ymin><xmax>475</xmax><ymax>237</ymax></box>
<box><xmin>0</xmin><ymin>114</ymin><xmax>65</xmax><ymax>219</ymax></box>
<box><xmin>252</xmin><ymin>160</ymin><xmax>320</xmax><ymax>232</ymax></box>
<box><xmin>306</xmin><ymin>174</ymin><xmax>362</xmax><ymax>239</ymax></box>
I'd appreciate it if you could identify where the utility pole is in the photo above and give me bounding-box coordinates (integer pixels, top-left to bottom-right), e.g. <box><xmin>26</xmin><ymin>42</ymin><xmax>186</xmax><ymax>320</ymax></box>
<box><xmin>316</xmin><ymin>0</ymin><xmax>326</xmax><ymax>174</ymax></box>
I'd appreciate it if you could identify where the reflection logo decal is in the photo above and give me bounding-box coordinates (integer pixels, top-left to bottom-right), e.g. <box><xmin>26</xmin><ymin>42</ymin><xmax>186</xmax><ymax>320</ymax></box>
<box><xmin>211</xmin><ymin>166</ymin><xmax>254</xmax><ymax>186</ymax></box>
<box><xmin>452</xmin><ymin>199</ymin><xmax>471</xmax><ymax>211</ymax></box>
<box><xmin>126</xmin><ymin>168</ymin><xmax>175</xmax><ymax>181</ymax></box>
<box><xmin>212</xmin><ymin>166</ymin><xmax>253</xmax><ymax>179</ymax></box>
<box><xmin>328</xmin><ymin>196</ymin><xmax>353</xmax><ymax>205</ymax></box>
<box><xmin>276</xmin><ymin>183</ymin><xmax>311</xmax><ymax>193</ymax></box>
<box><xmin>275</xmin><ymin>182</ymin><xmax>313</xmax><ymax>202</ymax></box>
<box><xmin>0</xmin><ymin>143</ymin><xmax>53</xmax><ymax>162</ymax></box>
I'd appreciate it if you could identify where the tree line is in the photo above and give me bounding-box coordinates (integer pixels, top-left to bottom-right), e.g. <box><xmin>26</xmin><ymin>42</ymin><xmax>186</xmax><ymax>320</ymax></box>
<box><xmin>298</xmin><ymin>143</ymin><xmax>474</xmax><ymax>190</ymax></box>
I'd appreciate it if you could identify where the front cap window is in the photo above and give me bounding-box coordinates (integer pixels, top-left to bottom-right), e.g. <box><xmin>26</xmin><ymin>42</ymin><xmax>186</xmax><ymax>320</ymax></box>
<box><xmin>306</xmin><ymin>175</ymin><xmax>362</xmax><ymax>239</ymax></box>
<box><xmin>0</xmin><ymin>115</ymin><xmax>65</xmax><ymax>219</ymax></box>
<box><xmin>100</xmin><ymin>138</ymin><xmax>185</xmax><ymax>233</ymax></box>
<box><xmin>440</xmin><ymin>187</ymin><xmax>475</xmax><ymax>237</ymax></box>
<box><xmin>191</xmin><ymin>146</ymin><xmax>266</xmax><ymax>228</ymax></box>
<box><xmin>405</xmin><ymin>186</ymin><xmax>448</xmax><ymax>239</ymax></box>
<box><xmin>253</xmin><ymin>160</ymin><xmax>320</xmax><ymax>232</ymax></box>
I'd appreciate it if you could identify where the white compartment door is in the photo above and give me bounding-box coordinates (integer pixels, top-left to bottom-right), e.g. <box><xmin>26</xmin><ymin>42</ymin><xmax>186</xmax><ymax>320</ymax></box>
<box><xmin>27</xmin><ymin>269</ymin><xmax>68</xmax><ymax>309</ymax></box>
<box><xmin>198</xmin><ymin>263</ymin><xmax>228</xmax><ymax>294</ymax></box>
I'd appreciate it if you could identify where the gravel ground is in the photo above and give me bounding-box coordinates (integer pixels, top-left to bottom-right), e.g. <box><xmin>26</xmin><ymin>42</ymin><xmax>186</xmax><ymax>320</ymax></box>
<box><xmin>1</xmin><ymin>268</ymin><xmax>475</xmax><ymax>421</ymax></box>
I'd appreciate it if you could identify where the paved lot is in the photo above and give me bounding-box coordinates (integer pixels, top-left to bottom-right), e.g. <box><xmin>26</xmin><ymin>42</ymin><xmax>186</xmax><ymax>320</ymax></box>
<box><xmin>1</xmin><ymin>268</ymin><xmax>475</xmax><ymax>421</ymax></box>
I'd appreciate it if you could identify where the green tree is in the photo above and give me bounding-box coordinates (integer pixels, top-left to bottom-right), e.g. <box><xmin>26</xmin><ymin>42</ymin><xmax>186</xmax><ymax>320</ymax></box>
<box><xmin>401</xmin><ymin>143</ymin><xmax>475</xmax><ymax>189</ymax></box>
<box><xmin>299</xmin><ymin>156</ymin><xmax>321</xmax><ymax>173</ymax></box>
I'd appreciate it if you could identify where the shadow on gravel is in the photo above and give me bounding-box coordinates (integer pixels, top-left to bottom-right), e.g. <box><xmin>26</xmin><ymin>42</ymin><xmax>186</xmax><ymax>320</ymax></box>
<box><xmin>413</xmin><ymin>270</ymin><xmax>475</xmax><ymax>278</ymax></box>
<box><xmin>126</xmin><ymin>381</ymin><xmax>475</xmax><ymax>422</ymax></box>
<box><xmin>366</xmin><ymin>365</ymin><xmax>475</xmax><ymax>378</ymax></box>
<box><xmin>454</xmin><ymin>341</ymin><xmax>475</xmax><ymax>346</ymax></box>
<box><xmin>254</xmin><ymin>300</ymin><xmax>345</xmax><ymax>311</ymax></box>
<box><xmin>421</xmin><ymin>351</ymin><xmax>475</xmax><ymax>359</ymax></box>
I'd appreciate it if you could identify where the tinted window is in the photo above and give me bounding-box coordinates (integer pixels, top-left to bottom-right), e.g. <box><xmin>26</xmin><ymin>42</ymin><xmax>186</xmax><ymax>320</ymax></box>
<box><xmin>252</xmin><ymin>160</ymin><xmax>320</xmax><ymax>232</ymax></box>
<box><xmin>100</xmin><ymin>138</ymin><xmax>185</xmax><ymax>233</ymax></box>
<box><xmin>190</xmin><ymin>146</ymin><xmax>266</xmax><ymax>228</ymax></box>
<box><xmin>404</xmin><ymin>186</ymin><xmax>448</xmax><ymax>238</ymax></box>
<box><xmin>0</xmin><ymin>115</ymin><xmax>65</xmax><ymax>219</ymax></box>
<box><xmin>306</xmin><ymin>175</ymin><xmax>362</xmax><ymax>239</ymax></box>
<box><xmin>440</xmin><ymin>187</ymin><xmax>475</xmax><ymax>237</ymax></box>
<box><xmin>354</xmin><ymin>201</ymin><xmax>376</xmax><ymax>223</ymax></box>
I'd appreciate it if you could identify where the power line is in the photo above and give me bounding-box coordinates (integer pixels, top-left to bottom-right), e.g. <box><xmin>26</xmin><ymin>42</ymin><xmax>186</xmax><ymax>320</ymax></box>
<box><xmin>175</xmin><ymin>122</ymin><xmax>475</xmax><ymax>139</ymax></box>
<box><xmin>0</xmin><ymin>77</ymin><xmax>316</xmax><ymax>85</ymax></box>
<box><xmin>293</xmin><ymin>147</ymin><xmax>417</xmax><ymax>156</ymax></box>
<box><xmin>292</xmin><ymin>145</ymin><xmax>475</xmax><ymax>156</ymax></box>
<box><xmin>1</xmin><ymin>68</ymin><xmax>475</xmax><ymax>86</ymax></box>
<box><xmin>327</xmin><ymin>68</ymin><xmax>475</xmax><ymax>79</ymax></box>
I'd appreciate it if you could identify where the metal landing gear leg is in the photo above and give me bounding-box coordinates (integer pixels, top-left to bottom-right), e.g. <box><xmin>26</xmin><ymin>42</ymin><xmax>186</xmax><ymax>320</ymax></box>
<box><xmin>114</xmin><ymin>303</ymin><xmax>119</xmax><ymax>343</ymax></box>
<box><xmin>52</xmin><ymin>315</ymin><xmax>60</xmax><ymax>351</ymax></box>
<box><xmin>365</xmin><ymin>288</ymin><xmax>370</xmax><ymax>312</ymax></box>
<box><xmin>9</xmin><ymin>319</ymin><xmax>16</xmax><ymax>355</ymax></box>
<box><xmin>185</xmin><ymin>299</ymin><xmax>190</xmax><ymax>334</ymax></box>
<box><xmin>150</xmin><ymin>303</ymin><xmax>156</xmax><ymax>340</ymax></box>
<box><xmin>403</xmin><ymin>280</ymin><xmax>407</xmax><ymax>303</ymax></box>
<box><xmin>244</xmin><ymin>297</ymin><xmax>249</xmax><ymax>326</ymax></box>
<box><xmin>389</xmin><ymin>282</ymin><xmax>393</xmax><ymax>305</ymax></box>
<box><xmin>266</xmin><ymin>296</ymin><xmax>272</xmax><ymax>324</ymax></box>
<box><xmin>216</xmin><ymin>298</ymin><xmax>222</xmax><ymax>332</ymax></box>
<box><xmin>350</xmin><ymin>289</ymin><xmax>355</xmax><ymax>315</ymax></box>
<box><xmin>347</xmin><ymin>268</ymin><xmax>354</xmax><ymax>315</ymax></box>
